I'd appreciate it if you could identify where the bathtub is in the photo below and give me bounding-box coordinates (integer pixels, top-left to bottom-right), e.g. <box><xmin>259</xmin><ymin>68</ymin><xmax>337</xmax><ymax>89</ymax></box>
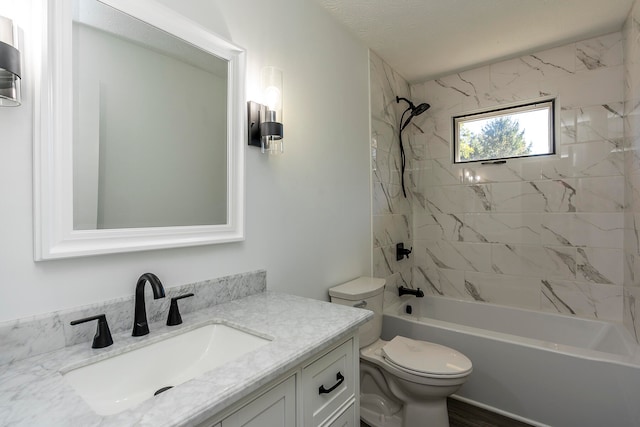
<box><xmin>381</xmin><ymin>296</ymin><xmax>640</xmax><ymax>427</ymax></box>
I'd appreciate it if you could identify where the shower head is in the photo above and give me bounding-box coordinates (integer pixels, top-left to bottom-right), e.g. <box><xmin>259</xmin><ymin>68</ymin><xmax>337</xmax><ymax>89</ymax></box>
<box><xmin>395</xmin><ymin>96</ymin><xmax>430</xmax><ymax>199</ymax></box>
<box><xmin>396</xmin><ymin>96</ymin><xmax>430</xmax><ymax>117</ymax></box>
<box><xmin>412</xmin><ymin>102</ymin><xmax>430</xmax><ymax>116</ymax></box>
<box><xmin>397</xmin><ymin>96</ymin><xmax>430</xmax><ymax>131</ymax></box>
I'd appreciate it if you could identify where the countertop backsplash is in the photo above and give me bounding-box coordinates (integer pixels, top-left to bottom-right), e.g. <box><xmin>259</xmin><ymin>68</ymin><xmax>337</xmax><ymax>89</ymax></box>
<box><xmin>0</xmin><ymin>270</ymin><xmax>266</xmax><ymax>366</ymax></box>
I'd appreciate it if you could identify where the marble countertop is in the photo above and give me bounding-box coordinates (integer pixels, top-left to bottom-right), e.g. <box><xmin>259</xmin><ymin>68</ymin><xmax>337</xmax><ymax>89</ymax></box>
<box><xmin>0</xmin><ymin>291</ymin><xmax>371</xmax><ymax>427</ymax></box>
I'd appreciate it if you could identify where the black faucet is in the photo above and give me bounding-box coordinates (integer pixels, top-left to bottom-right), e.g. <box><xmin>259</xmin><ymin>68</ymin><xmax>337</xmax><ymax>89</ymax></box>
<box><xmin>132</xmin><ymin>273</ymin><xmax>166</xmax><ymax>336</ymax></box>
<box><xmin>398</xmin><ymin>285</ymin><xmax>424</xmax><ymax>298</ymax></box>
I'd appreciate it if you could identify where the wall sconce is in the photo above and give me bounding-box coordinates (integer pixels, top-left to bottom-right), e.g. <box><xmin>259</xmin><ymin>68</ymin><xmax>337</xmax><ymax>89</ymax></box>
<box><xmin>248</xmin><ymin>66</ymin><xmax>284</xmax><ymax>154</ymax></box>
<box><xmin>0</xmin><ymin>15</ymin><xmax>21</xmax><ymax>107</ymax></box>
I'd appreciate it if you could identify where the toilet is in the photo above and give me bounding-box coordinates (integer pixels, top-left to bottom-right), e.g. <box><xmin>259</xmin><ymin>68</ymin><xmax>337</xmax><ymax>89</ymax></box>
<box><xmin>329</xmin><ymin>277</ymin><xmax>472</xmax><ymax>427</ymax></box>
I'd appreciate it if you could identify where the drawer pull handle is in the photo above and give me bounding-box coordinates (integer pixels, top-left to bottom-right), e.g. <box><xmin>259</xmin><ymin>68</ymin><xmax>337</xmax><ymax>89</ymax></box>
<box><xmin>318</xmin><ymin>372</ymin><xmax>345</xmax><ymax>395</ymax></box>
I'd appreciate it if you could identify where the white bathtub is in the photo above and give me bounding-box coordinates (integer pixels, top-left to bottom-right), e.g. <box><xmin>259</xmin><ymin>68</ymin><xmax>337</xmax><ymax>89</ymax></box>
<box><xmin>381</xmin><ymin>296</ymin><xmax>640</xmax><ymax>427</ymax></box>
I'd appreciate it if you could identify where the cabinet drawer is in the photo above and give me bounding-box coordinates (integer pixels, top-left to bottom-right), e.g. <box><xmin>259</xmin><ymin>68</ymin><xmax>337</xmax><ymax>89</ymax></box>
<box><xmin>302</xmin><ymin>339</ymin><xmax>355</xmax><ymax>427</ymax></box>
<box><xmin>323</xmin><ymin>402</ymin><xmax>356</xmax><ymax>427</ymax></box>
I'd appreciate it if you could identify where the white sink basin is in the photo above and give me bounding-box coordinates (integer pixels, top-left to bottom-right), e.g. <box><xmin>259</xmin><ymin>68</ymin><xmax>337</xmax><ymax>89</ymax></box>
<box><xmin>61</xmin><ymin>323</ymin><xmax>271</xmax><ymax>415</ymax></box>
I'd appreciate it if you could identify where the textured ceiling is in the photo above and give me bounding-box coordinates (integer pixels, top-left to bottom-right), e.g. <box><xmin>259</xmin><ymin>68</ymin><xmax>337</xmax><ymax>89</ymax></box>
<box><xmin>313</xmin><ymin>0</ymin><xmax>635</xmax><ymax>83</ymax></box>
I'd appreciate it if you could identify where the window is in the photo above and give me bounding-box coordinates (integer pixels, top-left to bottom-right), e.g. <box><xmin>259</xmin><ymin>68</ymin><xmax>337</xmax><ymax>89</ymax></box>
<box><xmin>453</xmin><ymin>99</ymin><xmax>555</xmax><ymax>164</ymax></box>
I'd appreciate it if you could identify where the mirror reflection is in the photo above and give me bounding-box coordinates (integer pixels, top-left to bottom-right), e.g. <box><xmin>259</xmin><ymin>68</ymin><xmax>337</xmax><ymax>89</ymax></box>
<box><xmin>72</xmin><ymin>0</ymin><xmax>228</xmax><ymax>230</ymax></box>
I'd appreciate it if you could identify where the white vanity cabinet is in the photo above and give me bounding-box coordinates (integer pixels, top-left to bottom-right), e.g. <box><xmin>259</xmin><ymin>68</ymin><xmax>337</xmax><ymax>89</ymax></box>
<box><xmin>202</xmin><ymin>336</ymin><xmax>358</xmax><ymax>427</ymax></box>
<box><xmin>221</xmin><ymin>376</ymin><xmax>296</xmax><ymax>427</ymax></box>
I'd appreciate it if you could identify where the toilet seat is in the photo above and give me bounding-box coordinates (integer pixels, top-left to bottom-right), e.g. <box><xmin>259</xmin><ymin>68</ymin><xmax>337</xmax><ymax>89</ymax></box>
<box><xmin>381</xmin><ymin>336</ymin><xmax>472</xmax><ymax>379</ymax></box>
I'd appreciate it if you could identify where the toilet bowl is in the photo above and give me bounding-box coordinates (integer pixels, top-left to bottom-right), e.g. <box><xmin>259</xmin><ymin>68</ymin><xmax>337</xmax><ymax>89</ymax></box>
<box><xmin>329</xmin><ymin>277</ymin><xmax>472</xmax><ymax>427</ymax></box>
<box><xmin>361</xmin><ymin>337</ymin><xmax>472</xmax><ymax>427</ymax></box>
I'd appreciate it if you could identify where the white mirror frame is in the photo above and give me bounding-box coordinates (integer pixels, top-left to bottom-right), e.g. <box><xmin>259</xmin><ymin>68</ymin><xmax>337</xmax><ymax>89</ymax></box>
<box><xmin>33</xmin><ymin>0</ymin><xmax>246</xmax><ymax>260</ymax></box>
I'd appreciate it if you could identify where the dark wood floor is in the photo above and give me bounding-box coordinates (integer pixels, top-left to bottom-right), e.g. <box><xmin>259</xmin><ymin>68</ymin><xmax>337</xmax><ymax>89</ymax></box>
<box><xmin>447</xmin><ymin>398</ymin><xmax>533</xmax><ymax>427</ymax></box>
<box><xmin>361</xmin><ymin>398</ymin><xmax>534</xmax><ymax>427</ymax></box>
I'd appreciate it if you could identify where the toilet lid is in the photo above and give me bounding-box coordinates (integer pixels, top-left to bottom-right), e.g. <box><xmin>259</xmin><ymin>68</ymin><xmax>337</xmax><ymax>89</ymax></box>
<box><xmin>381</xmin><ymin>336</ymin><xmax>472</xmax><ymax>376</ymax></box>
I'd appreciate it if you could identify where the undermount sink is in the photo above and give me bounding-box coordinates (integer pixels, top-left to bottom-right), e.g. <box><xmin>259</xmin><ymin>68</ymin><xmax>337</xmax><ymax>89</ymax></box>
<box><xmin>61</xmin><ymin>322</ymin><xmax>271</xmax><ymax>416</ymax></box>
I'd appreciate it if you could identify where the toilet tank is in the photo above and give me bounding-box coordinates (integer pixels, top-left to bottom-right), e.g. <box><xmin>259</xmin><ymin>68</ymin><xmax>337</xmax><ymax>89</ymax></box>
<box><xmin>329</xmin><ymin>277</ymin><xmax>385</xmax><ymax>348</ymax></box>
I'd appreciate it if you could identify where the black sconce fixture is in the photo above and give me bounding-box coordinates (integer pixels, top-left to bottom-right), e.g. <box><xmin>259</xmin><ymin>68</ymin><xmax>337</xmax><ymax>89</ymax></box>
<box><xmin>248</xmin><ymin>66</ymin><xmax>284</xmax><ymax>154</ymax></box>
<box><xmin>0</xmin><ymin>15</ymin><xmax>21</xmax><ymax>107</ymax></box>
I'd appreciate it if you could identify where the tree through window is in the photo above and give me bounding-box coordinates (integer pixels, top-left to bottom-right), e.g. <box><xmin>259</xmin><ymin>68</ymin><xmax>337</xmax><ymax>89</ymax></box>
<box><xmin>453</xmin><ymin>100</ymin><xmax>555</xmax><ymax>164</ymax></box>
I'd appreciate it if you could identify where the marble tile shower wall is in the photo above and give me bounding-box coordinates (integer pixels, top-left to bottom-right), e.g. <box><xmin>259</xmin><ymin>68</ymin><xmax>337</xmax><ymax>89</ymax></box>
<box><xmin>624</xmin><ymin>0</ymin><xmax>640</xmax><ymax>341</ymax></box>
<box><xmin>407</xmin><ymin>32</ymin><xmax>626</xmax><ymax>321</ymax></box>
<box><xmin>370</xmin><ymin>52</ymin><xmax>415</xmax><ymax>299</ymax></box>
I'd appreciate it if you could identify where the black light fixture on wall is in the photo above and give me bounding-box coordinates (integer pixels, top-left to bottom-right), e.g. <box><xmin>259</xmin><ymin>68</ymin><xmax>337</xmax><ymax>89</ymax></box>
<box><xmin>248</xmin><ymin>66</ymin><xmax>284</xmax><ymax>154</ymax></box>
<box><xmin>0</xmin><ymin>15</ymin><xmax>21</xmax><ymax>107</ymax></box>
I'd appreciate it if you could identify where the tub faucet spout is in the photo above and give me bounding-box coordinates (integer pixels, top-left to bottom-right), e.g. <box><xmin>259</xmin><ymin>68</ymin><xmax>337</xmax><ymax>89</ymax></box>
<box><xmin>132</xmin><ymin>273</ymin><xmax>166</xmax><ymax>336</ymax></box>
<box><xmin>398</xmin><ymin>286</ymin><xmax>424</xmax><ymax>298</ymax></box>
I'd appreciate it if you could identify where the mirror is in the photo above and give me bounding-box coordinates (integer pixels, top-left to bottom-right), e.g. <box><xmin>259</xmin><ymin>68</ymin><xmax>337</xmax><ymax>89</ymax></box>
<box><xmin>34</xmin><ymin>0</ymin><xmax>246</xmax><ymax>260</ymax></box>
<box><xmin>72</xmin><ymin>0</ymin><xmax>230</xmax><ymax>230</ymax></box>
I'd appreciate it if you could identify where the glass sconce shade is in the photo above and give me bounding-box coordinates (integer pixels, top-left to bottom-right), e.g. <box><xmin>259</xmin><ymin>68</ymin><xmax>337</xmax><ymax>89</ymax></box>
<box><xmin>0</xmin><ymin>16</ymin><xmax>21</xmax><ymax>107</ymax></box>
<box><xmin>260</xmin><ymin>66</ymin><xmax>283</xmax><ymax>154</ymax></box>
<box><xmin>261</xmin><ymin>67</ymin><xmax>282</xmax><ymax>116</ymax></box>
<box><xmin>247</xmin><ymin>66</ymin><xmax>284</xmax><ymax>154</ymax></box>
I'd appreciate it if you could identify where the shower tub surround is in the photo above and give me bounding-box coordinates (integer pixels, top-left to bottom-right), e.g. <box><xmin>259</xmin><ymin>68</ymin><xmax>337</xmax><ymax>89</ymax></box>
<box><xmin>383</xmin><ymin>296</ymin><xmax>640</xmax><ymax>427</ymax></box>
<box><xmin>0</xmin><ymin>271</ymin><xmax>371</xmax><ymax>426</ymax></box>
<box><xmin>403</xmin><ymin>31</ymin><xmax>628</xmax><ymax>323</ymax></box>
<box><xmin>370</xmin><ymin>51</ymin><xmax>415</xmax><ymax>294</ymax></box>
<box><xmin>623</xmin><ymin>0</ymin><xmax>640</xmax><ymax>342</ymax></box>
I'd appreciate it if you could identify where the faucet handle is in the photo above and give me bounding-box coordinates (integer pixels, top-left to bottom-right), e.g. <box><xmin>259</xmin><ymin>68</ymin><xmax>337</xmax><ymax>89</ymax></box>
<box><xmin>166</xmin><ymin>293</ymin><xmax>194</xmax><ymax>326</ymax></box>
<box><xmin>70</xmin><ymin>314</ymin><xmax>113</xmax><ymax>349</ymax></box>
<box><xmin>396</xmin><ymin>243</ymin><xmax>413</xmax><ymax>260</ymax></box>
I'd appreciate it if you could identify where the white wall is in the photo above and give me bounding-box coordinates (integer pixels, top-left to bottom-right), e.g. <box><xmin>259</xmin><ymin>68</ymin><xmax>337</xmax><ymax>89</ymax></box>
<box><xmin>0</xmin><ymin>0</ymin><xmax>372</xmax><ymax>321</ymax></box>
